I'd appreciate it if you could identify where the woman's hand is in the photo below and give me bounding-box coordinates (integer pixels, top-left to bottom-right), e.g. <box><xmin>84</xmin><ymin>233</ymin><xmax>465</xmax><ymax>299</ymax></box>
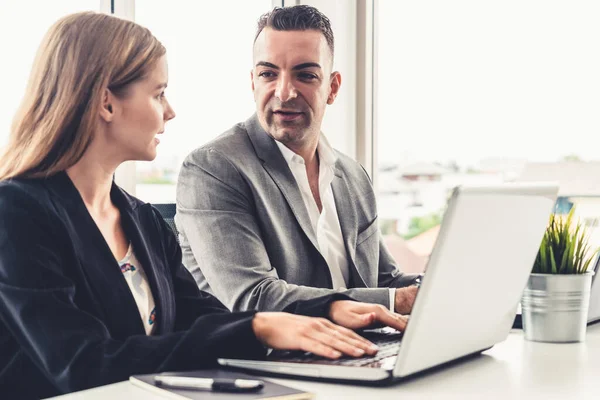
<box><xmin>328</xmin><ymin>301</ymin><xmax>409</xmax><ymax>331</ymax></box>
<box><xmin>252</xmin><ymin>312</ymin><xmax>379</xmax><ymax>359</ymax></box>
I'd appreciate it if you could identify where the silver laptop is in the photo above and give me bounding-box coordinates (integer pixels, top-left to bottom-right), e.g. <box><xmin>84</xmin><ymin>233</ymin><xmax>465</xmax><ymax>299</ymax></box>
<box><xmin>219</xmin><ymin>183</ymin><xmax>559</xmax><ymax>384</ymax></box>
<box><xmin>586</xmin><ymin>256</ymin><xmax>600</xmax><ymax>324</ymax></box>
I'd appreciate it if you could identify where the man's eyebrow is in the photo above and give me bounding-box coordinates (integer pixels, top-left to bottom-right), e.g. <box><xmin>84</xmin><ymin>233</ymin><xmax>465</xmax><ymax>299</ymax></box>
<box><xmin>255</xmin><ymin>61</ymin><xmax>279</xmax><ymax>69</ymax></box>
<box><xmin>292</xmin><ymin>62</ymin><xmax>322</xmax><ymax>70</ymax></box>
<box><xmin>155</xmin><ymin>83</ymin><xmax>168</xmax><ymax>90</ymax></box>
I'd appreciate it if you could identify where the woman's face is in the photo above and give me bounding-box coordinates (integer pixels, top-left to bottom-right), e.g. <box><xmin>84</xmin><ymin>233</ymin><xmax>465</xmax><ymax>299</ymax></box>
<box><xmin>106</xmin><ymin>55</ymin><xmax>176</xmax><ymax>162</ymax></box>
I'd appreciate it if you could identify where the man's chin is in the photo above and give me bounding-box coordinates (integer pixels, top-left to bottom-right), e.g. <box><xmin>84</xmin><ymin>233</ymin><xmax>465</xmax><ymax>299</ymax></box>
<box><xmin>269</xmin><ymin>128</ymin><xmax>303</xmax><ymax>144</ymax></box>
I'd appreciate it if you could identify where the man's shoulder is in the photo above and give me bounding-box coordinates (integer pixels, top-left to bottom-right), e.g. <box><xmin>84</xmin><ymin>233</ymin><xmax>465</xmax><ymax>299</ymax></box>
<box><xmin>184</xmin><ymin>120</ymin><xmax>256</xmax><ymax>165</ymax></box>
<box><xmin>333</xmin><ymin>149</ymin><xmax>372</xmax><ymax>182</ymax></box>
<box><xmin>333</xmin><ymin>149</ymin><xmax>358</xmax><ymax>165</ymax></box>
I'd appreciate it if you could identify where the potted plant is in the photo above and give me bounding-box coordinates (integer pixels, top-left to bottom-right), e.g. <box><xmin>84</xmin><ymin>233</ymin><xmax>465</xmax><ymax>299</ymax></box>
<box><xmin>521</xmin><ymin>207</ymin><xmax>598</xmax><ymax>342</ymax></box>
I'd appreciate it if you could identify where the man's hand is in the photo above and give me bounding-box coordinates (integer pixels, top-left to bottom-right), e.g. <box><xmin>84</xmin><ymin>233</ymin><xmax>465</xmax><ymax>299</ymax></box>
<box><xmin>328</xmin><ymin>300</ymin><xmax>409</xmax><ymax>332</ymax></box>
<box><xmin>252</xmin><ymin>312</ymin><xmax>379</xmax><ymax>359</ymax></box>
<box><xmin>394</xmin><ymin>286</ymin><xmax>418</xmax><ymax>314</ymax></box>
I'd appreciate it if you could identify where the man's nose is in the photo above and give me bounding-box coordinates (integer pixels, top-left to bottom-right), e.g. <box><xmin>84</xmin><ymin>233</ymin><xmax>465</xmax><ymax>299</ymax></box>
<box><xmin>274</xmin><ymin>75</ymin><xmax>298</xmax><ymax>103</ymax></box>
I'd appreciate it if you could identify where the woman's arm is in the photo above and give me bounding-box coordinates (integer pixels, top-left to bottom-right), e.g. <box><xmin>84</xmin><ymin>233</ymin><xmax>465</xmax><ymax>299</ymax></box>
<box><xmin>0</xmin><ymin>185</ymin><xmax>266</xmax><ymax>394</ymax></box>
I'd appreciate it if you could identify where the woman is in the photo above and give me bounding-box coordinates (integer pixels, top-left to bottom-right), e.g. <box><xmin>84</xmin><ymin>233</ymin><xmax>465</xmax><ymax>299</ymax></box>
<box><xmin>0</xmin><ymin>12</ymin><xmax>407</xmax><ymax>399</ymax></box>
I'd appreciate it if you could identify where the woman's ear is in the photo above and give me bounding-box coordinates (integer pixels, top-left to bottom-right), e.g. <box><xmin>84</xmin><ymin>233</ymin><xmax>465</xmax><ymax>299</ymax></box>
<box><xmin>99</xmin><ymin>89</ymin><xmax>114</xmax><ymax>123</ymax></box>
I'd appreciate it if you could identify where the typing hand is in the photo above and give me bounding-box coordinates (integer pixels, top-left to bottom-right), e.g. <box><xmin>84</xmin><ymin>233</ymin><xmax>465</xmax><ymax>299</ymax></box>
<box><xmin>328</xmin><ymin>300</ymin><xmax>409</xmax><ymax>332</ymax></box>
<box><xmin>394</xmin><ymin>286</ymin><xmax>419</xmax><ymax>315</ymax></box>
<box><xmin>252</xmin><ymin>312</ymin><xmax>379</xmax><ymax>359</ymax></box>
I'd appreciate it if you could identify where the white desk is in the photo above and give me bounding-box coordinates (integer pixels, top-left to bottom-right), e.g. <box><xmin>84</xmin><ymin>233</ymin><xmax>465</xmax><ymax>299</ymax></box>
<box><xmin>50</xmin><ymin>325</ymin><xmax>600</xmax><ymax>399</ymax></box>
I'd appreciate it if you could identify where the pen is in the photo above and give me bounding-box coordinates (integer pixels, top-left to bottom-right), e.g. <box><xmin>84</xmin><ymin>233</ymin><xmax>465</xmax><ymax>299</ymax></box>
<box><xmin>154</xmin><ymin>376</ymin><xmax>264</xmax><ymax>392</ymax></box>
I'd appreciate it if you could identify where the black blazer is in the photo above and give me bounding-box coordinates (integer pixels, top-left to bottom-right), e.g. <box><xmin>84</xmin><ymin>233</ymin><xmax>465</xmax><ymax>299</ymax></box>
<box><xmin>0</xmin><ymin>172</ymin><xmax>340</xmax><ymax>399</ymax></box>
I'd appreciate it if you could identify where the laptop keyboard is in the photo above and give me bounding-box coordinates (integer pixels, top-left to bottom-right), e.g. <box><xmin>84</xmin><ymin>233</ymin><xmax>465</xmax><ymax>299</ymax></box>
<box><xmin>267</xmin><ymin>328</ymin><xmax>403</xmax><ymax>368</ymax></box>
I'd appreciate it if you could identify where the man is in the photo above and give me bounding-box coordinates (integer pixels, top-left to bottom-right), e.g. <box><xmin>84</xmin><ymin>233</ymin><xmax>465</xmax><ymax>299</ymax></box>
<box><xmin>176</xmin><ymin>5</ymin><xmax>420</xmax><ymax>313</ymax></box>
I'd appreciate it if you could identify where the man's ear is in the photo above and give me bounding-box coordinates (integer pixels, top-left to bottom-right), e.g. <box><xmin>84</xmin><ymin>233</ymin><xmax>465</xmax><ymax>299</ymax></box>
<box><xmin>327</xmin><ymin>71</ymin><xmax>342</xmax><ymax>105</ymax></box>
<box><xmin>99</xmin><ymin>88</ymin><xmax>115</xmax><ymax>123</ymax></box>
<box><xmin>250</xmin><ymin>69</ymin><xmax>255</xmax><ymax>92</ymax></box>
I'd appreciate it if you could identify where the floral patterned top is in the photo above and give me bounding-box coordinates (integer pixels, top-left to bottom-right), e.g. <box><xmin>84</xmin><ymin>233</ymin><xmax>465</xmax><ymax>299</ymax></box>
<box><xmin>118</xmin><ymin>244</ymin><xmax>156</xmax><ymax>335</ymax></box>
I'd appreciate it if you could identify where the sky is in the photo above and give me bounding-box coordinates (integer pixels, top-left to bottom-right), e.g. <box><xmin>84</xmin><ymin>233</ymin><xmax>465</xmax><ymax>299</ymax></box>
<box><xmin>2</xmin><ymin>1</ymin><xmax>599</xmax><ymax>172</ymax></box>
<box><xmin>377</xmin><ymin>1</ymin><xmax>600</xmax><ymax>167</ymax></box>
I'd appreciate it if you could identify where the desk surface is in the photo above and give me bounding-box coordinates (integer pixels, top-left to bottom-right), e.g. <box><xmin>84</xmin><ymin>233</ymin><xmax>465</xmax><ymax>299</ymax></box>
<box><xmin>51</xmin><ymin>325</ymin><xmax>600</xmax><ymax>400</ymax></box>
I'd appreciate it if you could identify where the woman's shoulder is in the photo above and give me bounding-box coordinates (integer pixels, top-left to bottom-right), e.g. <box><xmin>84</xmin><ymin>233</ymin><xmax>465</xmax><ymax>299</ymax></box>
<box><xmin>0</xmin><ymin>178</ymin><xmax>58</xmax><ymax>235</ymax></box>
<box><xmin>0</xmin><ymin>177</ymin><xmax>49</xmax><ymax>206</ymax></box>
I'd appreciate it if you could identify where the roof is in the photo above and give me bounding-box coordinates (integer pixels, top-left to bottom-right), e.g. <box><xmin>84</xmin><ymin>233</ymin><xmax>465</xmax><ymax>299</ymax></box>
<box><xmin>516</xmin><ymin>162</ymin><xmax>600</xmax><ymax>196</ymax></box>
<box><xmin>382</xmin><ymin>235</ymin><xmax>427</xmax><ymax>273</ymax></box>
<box><xmin>400</xmin><ymin>162</ymin><xmax>448</xmax><ymax>177</ymax></box>
<box><xmin>405</xmin><ymin>225</ymin><xmax>441</xmax><ymax>258</ymax></box>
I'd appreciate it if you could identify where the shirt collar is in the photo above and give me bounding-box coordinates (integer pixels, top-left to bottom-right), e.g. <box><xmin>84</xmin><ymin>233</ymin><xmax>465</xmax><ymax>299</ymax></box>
<box><xmin>316</xmin><ymin>135</ymin><xmax>337</xmax><ymax>168</ymax></box>
<box><xmin>275</xmin><ymin>140</ymin><xmax>302</xmax><ymax>165</ymax></box>
<box><xmin>275</xmin><ymin>135</ymin><xmax>338</xmax><ymax>167</ymax></box>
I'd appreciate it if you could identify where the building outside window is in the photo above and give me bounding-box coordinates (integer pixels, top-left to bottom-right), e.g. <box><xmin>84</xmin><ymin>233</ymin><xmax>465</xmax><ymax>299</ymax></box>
<box><xmin>375</xmin><ymin>0</ymin><xmax>600</xmax><ymax>272</ymax></box>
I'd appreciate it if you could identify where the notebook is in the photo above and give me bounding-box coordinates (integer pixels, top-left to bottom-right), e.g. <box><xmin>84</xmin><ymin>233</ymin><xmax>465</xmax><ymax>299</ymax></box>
<box><xmin>130</xmin><ymin>369</ymin><xmax>313</xmax><ymax>400</ymax></box>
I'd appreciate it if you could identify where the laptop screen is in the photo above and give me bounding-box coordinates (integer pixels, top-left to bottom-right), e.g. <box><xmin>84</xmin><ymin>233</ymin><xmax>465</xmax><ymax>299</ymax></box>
<box><xmin>587</xmin><ymin>254</ymin><xmax>600</xmax><ymax>323</ymax></box>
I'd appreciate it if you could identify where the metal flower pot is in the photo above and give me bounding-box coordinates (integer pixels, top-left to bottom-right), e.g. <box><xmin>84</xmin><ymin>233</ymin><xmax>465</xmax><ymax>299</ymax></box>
<box><xmin>521</xmin><ymin>272</ymin><xmax>594</xmax><ymax>343</ymax></box>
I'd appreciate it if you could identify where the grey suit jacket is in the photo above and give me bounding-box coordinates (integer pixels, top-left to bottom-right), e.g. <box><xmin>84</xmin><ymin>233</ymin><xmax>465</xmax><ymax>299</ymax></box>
<box><xmin>176</xmin><ymin>114</ymin><xmax>418</xmax><ymax>312</ymax></box>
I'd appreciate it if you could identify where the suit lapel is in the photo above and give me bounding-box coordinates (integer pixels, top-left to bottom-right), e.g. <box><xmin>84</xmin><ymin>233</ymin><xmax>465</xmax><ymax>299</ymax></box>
<box><xmin>245</xmin><ymin>114</ymin><xmax>320</xmax><ymax>252</ymax></box>
<box><xmin>330</xmin><ymin>167</ymin><xmax>368</xmax><ymax>287</ymax></box>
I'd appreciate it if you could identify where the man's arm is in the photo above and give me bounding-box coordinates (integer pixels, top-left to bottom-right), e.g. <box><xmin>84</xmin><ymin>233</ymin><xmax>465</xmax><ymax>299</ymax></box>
<box><xmin>354</xmin><ymin>162</ymin><xmax>421</xmax><ymax>290</ymax></box>
<box><xmin>377</xmin><ymin>234</ymin><xmax>421</xmax><ymax>288</ymax></box>
<box><xmin>176</xmin><ymin>147</ymin><xmax>392</xmax><ymax>311</ymax></box>
<box><xmin>377</xmin><ymin>234</ymin><xmax>421</xmax><ymax>313</ymax></box>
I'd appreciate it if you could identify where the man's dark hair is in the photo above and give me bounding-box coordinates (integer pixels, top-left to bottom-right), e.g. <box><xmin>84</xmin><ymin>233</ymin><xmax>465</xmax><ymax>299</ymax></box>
<box><xmin>254</xmin><ymin>5</ymin><xmax>334</xmax><ymax>56</ymax></box>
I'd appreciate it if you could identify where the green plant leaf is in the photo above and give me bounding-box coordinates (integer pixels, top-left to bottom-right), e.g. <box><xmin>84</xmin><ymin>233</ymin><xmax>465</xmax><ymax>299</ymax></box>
<box><xmin>583</xmin><ymin>248</ymin><xmax>600</xmax><ymax>274</ymax></box>
<box><xmin>550</xmin><ymin>246</ymin><xmax>557</xmax><ymax>274</ymax></box>
<box><xmin>533</xmin><ymin>206</ymin><xmax>600</xmax><ymax>275</ymax></box>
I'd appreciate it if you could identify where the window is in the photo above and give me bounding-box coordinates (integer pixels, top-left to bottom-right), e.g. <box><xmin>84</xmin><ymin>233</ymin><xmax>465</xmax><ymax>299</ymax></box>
<box><xmin>133</xmin><ymin>1</ymin><xmax>275</xmax><ymax>203</ymax></box>
<box><xmin>375</xmin><ymin>1</ymin><xmax>600</xmax><ymax>272</ymax></box>
<box><xmin>0</xmin><ymin>0</ymin><xmax>101</xmax><ymax>149</ymax></box>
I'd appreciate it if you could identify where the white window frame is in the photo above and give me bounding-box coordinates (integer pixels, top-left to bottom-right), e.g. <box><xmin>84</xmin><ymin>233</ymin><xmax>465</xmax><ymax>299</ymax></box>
<box><xmin>356</xmin><ymin>0</ymin><xmax>376</xmax><ymax>185</ymax></box>
<box><xmin>108</xmin><ymin>0</ymin><xmax>137</xmax><ymax>193</ymax></box>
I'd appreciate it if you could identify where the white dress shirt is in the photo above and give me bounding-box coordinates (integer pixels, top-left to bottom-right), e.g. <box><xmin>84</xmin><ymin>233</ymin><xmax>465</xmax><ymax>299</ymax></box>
<box><xmin>275</xmin><ymin>137</ymin><xmax>396</xmax><ymax>311</ymax></box>
<box><xmin>276</xmin><ymin>137</ymin><xmax>350</xmax><ymax>289</ymax></box>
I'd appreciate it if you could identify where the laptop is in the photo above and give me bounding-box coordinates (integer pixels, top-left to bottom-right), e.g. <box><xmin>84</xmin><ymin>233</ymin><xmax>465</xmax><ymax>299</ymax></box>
<box><xmin>219</xmin><ymin>183</ymin><xmax>559</xmax><ymax>384</ymax></box>
<box><xmin>585</xmin><ymin>255</ymin><xmax>600</xmax><ymax>324</ymax></box>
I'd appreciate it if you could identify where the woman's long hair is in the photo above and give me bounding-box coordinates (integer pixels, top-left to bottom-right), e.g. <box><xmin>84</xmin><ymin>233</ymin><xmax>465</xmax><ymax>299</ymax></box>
<box><xmin>0</xmin><ymin>12</ymin><xmax>165</xmax><ymax>180</ymax></box>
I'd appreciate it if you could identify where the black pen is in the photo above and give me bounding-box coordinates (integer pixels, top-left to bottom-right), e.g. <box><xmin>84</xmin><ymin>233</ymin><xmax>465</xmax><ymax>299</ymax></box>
<box><xmin>155</xmin><ymin>375</ymin><xmax>264</xmax><ymax>392</ymax></box>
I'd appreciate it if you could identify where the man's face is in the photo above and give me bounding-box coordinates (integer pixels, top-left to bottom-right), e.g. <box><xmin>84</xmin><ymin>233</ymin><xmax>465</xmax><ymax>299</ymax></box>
<box><xmin>252</xmin><ymin>28</ymin><xmax>341</xmax><ymax>148</ymax></box>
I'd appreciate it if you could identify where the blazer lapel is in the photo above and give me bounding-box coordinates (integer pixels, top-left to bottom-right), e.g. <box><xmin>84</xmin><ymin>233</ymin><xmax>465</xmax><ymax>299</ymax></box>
<box><xmin>46</xmin><ymin>173</ymin><xmax>146</xmax><ymax>338</ymax></box>
<box><xmin>331</xmin><ymin>167</ymin><xmax>369</xmax><ymax>288</ymax></box>
<box><xmin>245</xmin><ymin>114</ymin><xmax>320</xmax><ymax>252</ymax></box>
<box><xmin>112</xmin><ymin>187</ymin><xmax>175</xmax><ymax>335</ymax></box>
